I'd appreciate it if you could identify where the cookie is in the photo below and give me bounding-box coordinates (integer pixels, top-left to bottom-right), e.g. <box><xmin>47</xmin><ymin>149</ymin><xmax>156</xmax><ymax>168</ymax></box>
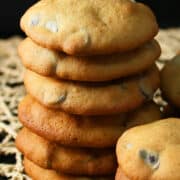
<box><xmin>24</xmin><ymin>66</ymin><xmax>159</xmax><ymax>115</ymax></box>
<box><xmin>115</xmin><ymin>167</ymin><xmax>130</xmax><ymax>180</ymax></box>
<box><xmin>18</xmin><ymin>96</ymin><xmax>161</xmax><ymax>148</ymax></box>
<box><xmin>24</xmin><ymin>158</ymin><xmax>114</xmax><ymax>180</ymax></box>
<box><xmin>125</xmin><ymin>102</ymin><xmax>161</xmax><ymax>128</ymax></box>
<box><xmin>116</xmin><ymin>118</ymin><xmax>180</xmax><ymax>180</ymax></box>
<box><xmin>161</xmin><ymin>104</ymin><xmax>180</xmax><ymax>119</ymax></box>
<box><xmin>160</xmin><ymin>55</ymin><xmax>180</xmax><ymax>108</ymax></box>
<box><xmin>20</xmin><ymin>0</ymin><xmax>158</xmax><ymax>55</ymax></box>
<box><xmin>18</xmin><ymin>38</ymin><xmax>160</xmax><ymax>82</ymax></box>
<box><xmin>16</xmin><ymin>128</ymin><xmax>116</xmax><ymax>175</ymax></box>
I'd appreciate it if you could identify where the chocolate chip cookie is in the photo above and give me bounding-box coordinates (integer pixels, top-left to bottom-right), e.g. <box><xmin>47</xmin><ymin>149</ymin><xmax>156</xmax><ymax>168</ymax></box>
<box><xmin>16</xmin><ymin>128</ymin><xmax>116</xmax><ymax>175</ymax></box>
<box><xmin>20</xmin><ymin>0</ymin><xmax>158</xmax><ymax>55</ymax></box>
<box><xmin>24</xmin><ymin>66</ymin><xmax>159</xmax><ymax>115</ymax></box>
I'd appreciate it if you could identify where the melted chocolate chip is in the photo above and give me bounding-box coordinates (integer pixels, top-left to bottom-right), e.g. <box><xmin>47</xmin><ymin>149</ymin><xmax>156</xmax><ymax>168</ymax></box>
<box><xmin>0</xmin><ymin>153</ymin><xmax>16</xmax><ymax>164</ymax></box>
<box><xmin>57</xmin><ymin>92</ymin><xmax>67</xmax><ymax>103</ymax></box>
<box><xmin>139</xmin><ymin>149</ymin><xmax>159</xmax><ymax>169</ymax></box>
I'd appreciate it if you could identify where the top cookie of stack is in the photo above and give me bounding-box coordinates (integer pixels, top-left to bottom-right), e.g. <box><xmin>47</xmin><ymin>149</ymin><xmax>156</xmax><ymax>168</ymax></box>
<box><xmin>19</xmin><ymin>0</ymin><xmax>160</xmax><ymax>82</ymax></box>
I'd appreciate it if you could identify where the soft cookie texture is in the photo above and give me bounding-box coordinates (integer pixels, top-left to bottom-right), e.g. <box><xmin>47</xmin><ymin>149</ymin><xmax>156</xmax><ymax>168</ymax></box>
<box><xmin>18</xmin><ymin>96</ymin><xmax>161</xmax><ymax>148</ymax></box>
<box><xmin>116</xmin><ymin>118</ymin><xmax>180</xmax><ymax>180</ymax></box>
<box><xmin>161</xmin><ymin>55</ymin><xmax>180</xmax><ymax>108</ymax></box>
<box><xmin>20</xmin><ymin>0</ymin><xmax>158</xmax><ymax>55</ymax></box>
<box><xmin>24</xmin><ymin>158</ymin><xmax>113</xmax><ymax>180</ymax></box>
<box><xmin>18</xmin><ymin>38</ymin><xmax>160</xmax><ymax>81</ymax></box>
<box><xmin>24</xmin><ymin>66</ymin><xmax>159</xmax><ymax>115</ymax></box>
<box><xmin>18</xmin><ymin>96</ymin><xmax>126</xmax><ymax>148</ymax></box>
<box><xmin>16</xmin><ymin>128</ymin><xmax>117</xmax><ymax>175</ymax></box>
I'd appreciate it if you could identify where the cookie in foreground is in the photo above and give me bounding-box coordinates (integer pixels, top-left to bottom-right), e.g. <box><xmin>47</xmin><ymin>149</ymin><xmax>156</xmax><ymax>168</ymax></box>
<box><xmin>116</xmin><ymin>118</ymin><xmax>180</xmax><ymax>180</ymax></box>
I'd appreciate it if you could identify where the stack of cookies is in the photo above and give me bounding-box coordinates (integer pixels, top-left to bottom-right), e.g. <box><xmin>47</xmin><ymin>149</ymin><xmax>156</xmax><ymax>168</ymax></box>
<box><xmin>16</xmin><ymin>0</ymin><xmax>161</xmax><ymax>179</ymax></box>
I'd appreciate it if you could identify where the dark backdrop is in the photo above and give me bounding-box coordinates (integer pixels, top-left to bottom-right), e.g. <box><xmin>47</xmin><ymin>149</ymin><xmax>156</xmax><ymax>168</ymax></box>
<box><xmin>0</xmin><ymin>0</ymin><xmax>180</xmax><ymax>38</ymax></box>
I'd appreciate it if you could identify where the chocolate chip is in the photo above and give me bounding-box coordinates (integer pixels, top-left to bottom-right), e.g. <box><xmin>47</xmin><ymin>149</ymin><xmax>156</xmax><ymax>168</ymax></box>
<box><xmin>45</xmin><ymin>21</ymin><xmax>58</xmax><ymax>33</ymax></box>
<box><xmin>139</xmin><ymin>149</ymin><xmax>159</xmax><ymax>170</ymax></box>
<box><xmin>139</xmin><ymin>81</ymin><xmax>153</xmax><ymax>100</ymax></box>
<box><xmin>139</xmin><ymin>149</ymin><xmax>147</xmax><ymax>159</ymax></box>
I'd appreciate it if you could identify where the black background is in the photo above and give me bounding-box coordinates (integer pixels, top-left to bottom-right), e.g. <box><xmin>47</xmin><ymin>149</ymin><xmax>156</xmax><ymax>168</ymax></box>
<box><xmin>0</xmin><ymin>0</ymin><xmax>180</xmax><ymax>38</ymax></box>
